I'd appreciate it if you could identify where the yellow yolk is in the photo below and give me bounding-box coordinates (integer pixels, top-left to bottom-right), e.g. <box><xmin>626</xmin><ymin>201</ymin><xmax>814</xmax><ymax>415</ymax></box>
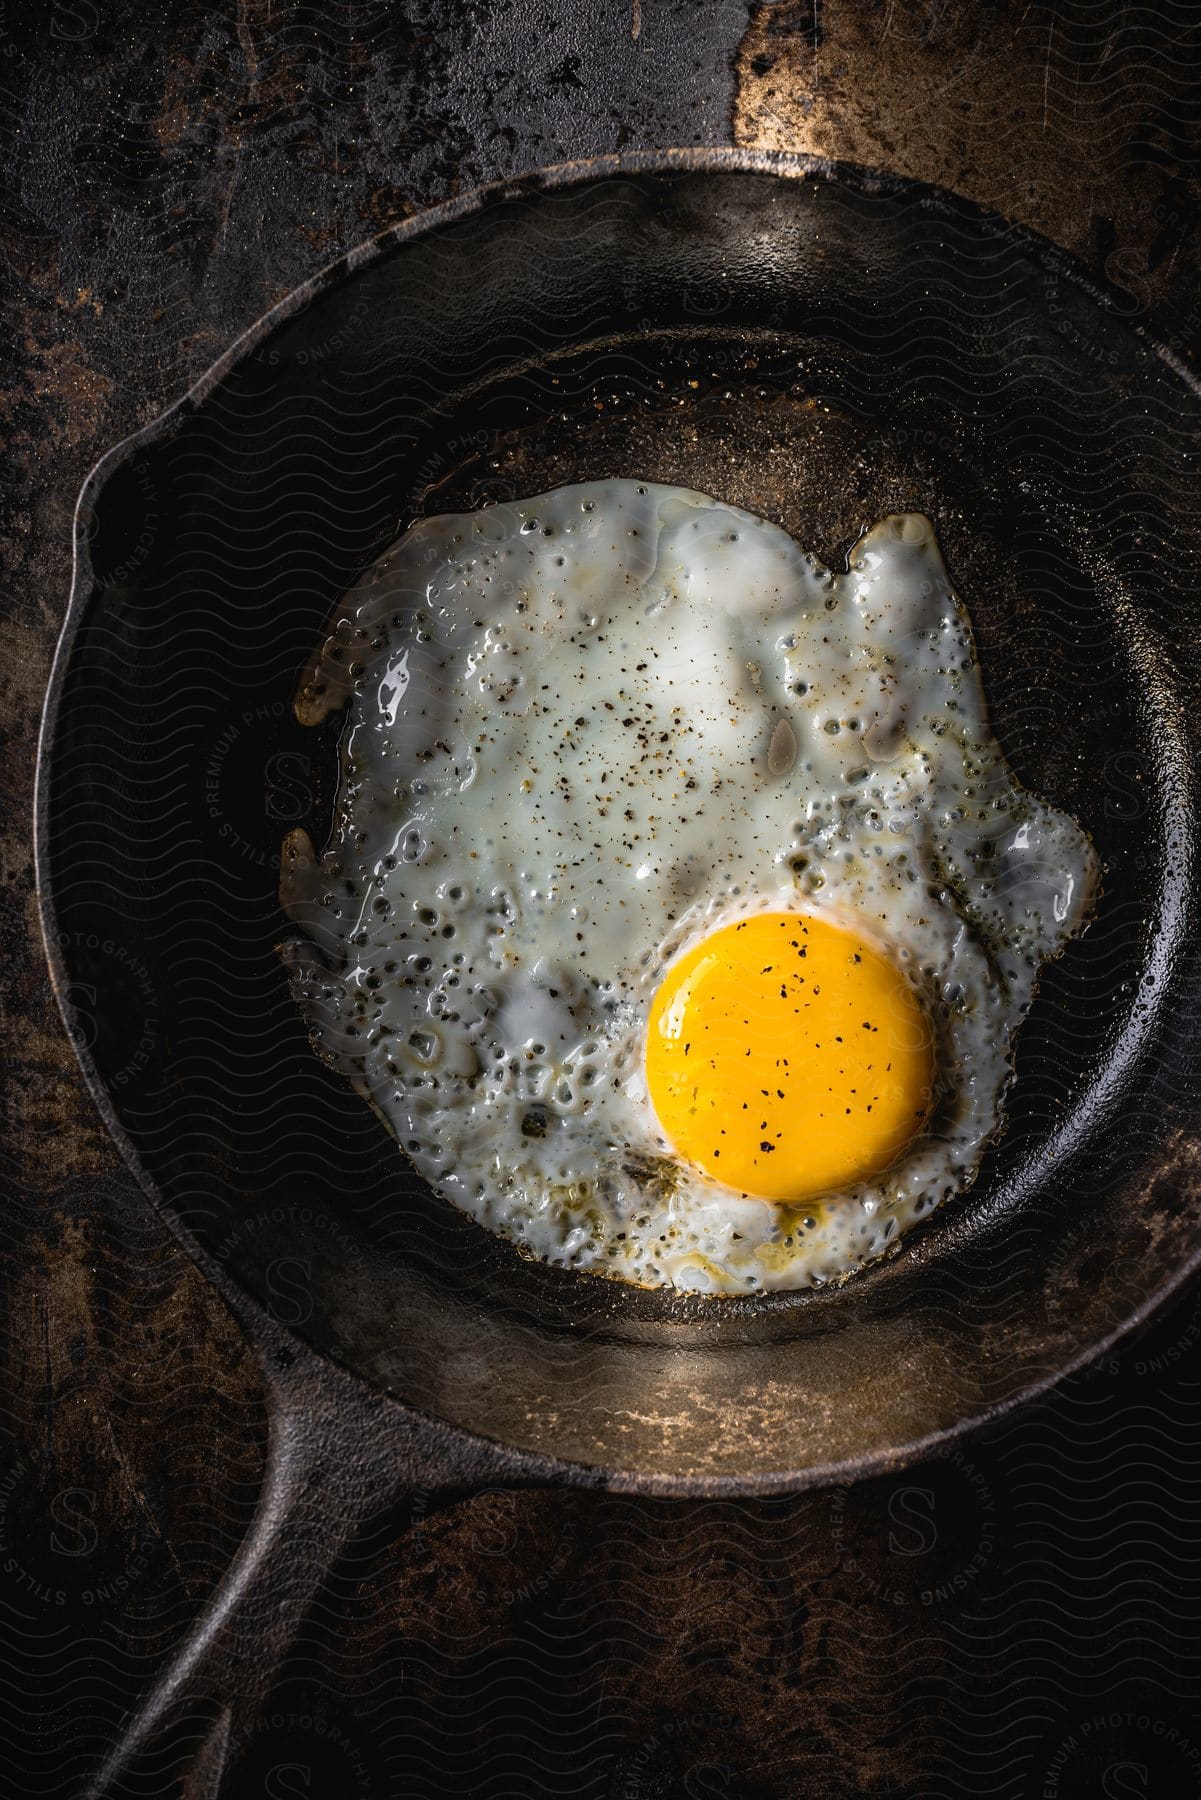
<box><xmin>645</xmin><ymin>911</ymin><xmax>934</xmax><ymax>1203</ymax></box>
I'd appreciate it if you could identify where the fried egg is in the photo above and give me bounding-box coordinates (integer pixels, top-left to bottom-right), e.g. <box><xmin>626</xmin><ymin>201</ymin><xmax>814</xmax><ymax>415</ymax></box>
<box><xmin>281</xmin><ymin>481</ymin><xmax>1097</xmax><ymax>1294</ymax></box>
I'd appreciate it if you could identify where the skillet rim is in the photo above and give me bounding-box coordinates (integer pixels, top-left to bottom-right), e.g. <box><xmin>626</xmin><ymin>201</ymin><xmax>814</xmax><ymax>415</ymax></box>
<box><xmin>33</xmin><ymin>143</ymin><xmax>1201</xmax><ymax>1497</ymax></box>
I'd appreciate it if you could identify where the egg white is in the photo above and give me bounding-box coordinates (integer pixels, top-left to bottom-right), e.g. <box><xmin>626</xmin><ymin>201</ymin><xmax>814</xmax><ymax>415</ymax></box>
<box><xmin>281</xmin><ymin>481</ymin><xmax>1097</xmax><ymax>1293</ymax></box>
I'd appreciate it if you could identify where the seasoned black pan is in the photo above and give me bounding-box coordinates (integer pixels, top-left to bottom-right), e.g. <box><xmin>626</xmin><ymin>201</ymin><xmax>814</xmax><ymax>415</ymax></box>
<box><xmin>35</xmin><ymin>148</ymin><xmax>1201</xmax><ymax>1794</ymax></box>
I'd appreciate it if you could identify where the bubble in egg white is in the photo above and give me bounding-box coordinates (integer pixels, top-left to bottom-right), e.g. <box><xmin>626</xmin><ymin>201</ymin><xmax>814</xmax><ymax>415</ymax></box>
<box><xmin>281</xmin><ymin>481</ymin><xmax>1098</xmax><ymax>1294</ymax></box>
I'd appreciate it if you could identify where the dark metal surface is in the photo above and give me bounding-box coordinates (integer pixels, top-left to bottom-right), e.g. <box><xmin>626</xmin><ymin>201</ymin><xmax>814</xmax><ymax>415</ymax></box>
<box><xmin>38</xmin><ymin>149</ymin><xmax>1201</xmax><ymax>1490</ymax></box>
<box><xmin>8</xmin><ymin>5</ymin><xmax>1201</xmax><ymax>1796</ymax></box>
<box><xmin>34</xmin><ymin>146</ymin><xmax>1201</xmax><ymax>1791</ymax></box>
<box><xmin>82</xmin><ymin>1288</ymin><xmax>592</xmax><ymax>1795</ymax></box>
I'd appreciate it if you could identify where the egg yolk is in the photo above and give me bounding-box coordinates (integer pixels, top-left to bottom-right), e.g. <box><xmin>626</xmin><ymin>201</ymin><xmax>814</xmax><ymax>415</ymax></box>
<box><xmin>645</xmin><ymin>911</ymin><xmax>934</xmax><ymax>1203</ymax></box>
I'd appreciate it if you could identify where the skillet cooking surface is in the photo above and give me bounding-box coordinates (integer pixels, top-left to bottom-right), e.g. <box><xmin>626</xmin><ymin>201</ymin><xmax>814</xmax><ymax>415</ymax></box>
<box><xmin>38</xmin><ymin>152</ymin><xmax>1201</xmax><ymax>1489</ymax></box>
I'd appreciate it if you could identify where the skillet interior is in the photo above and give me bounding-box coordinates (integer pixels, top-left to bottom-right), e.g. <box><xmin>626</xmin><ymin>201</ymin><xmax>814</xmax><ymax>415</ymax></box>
<box><xmin>41</xmin><ymin>156</ymin><xmax>1201</xmax><ymax>1487</ymax></box>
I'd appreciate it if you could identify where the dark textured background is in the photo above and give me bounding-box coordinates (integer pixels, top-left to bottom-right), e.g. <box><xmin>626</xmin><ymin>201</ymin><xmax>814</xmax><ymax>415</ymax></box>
<box><xmin>5</xmin><ymin>4</ymin><xmax>1201</xmax><ymax>1795</ymax></box>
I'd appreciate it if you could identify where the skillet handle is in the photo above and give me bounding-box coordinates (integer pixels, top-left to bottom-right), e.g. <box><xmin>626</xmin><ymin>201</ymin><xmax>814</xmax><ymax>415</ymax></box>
<box><xmin>84</xmin><ymin>1309</ymin><xmax>517</xmax><ymax>1799</ymax></box>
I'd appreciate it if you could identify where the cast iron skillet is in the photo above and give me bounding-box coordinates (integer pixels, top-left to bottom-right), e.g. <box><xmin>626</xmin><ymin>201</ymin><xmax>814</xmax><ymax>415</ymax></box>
<box><xmin>36</xmin><ymin>148</ymin><xmax>1201</xmax><ymax>1793</ymax></box>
